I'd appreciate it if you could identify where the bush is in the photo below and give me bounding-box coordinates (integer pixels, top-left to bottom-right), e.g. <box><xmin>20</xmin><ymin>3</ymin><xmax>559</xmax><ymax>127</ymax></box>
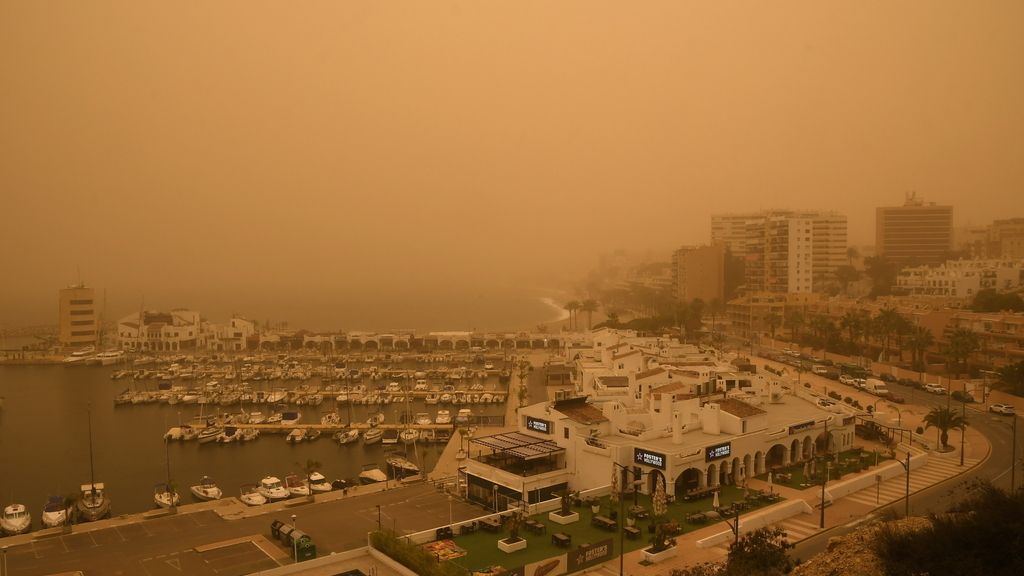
<box><xmin>804</xmin><ymin>382</ymin><xmax>811</xmax><ymax>388</ymax></box>
<box><xmin>370</xmin><ymin>531</ymin><xmax>469</xmax><ymax>576</ymax></box>
<box><xmin>828</xmin><ymin>391</ymin><xmax>842</xmax><ymax>400</ymax></box>
<box><xmin>916</xmin><ymin>426</ymin><xmax>924</xmax><ymax>435</ymax></box>
<box><xmin>843</xmin><ymin>396</ymin><xmax>853</xmax><ymax>404</ymax></box>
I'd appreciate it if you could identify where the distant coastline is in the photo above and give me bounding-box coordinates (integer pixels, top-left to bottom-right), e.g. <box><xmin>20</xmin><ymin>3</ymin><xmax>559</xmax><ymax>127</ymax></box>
<box><xmin>539</xmin><ymin>296</ymin><xmax>570</xmax><ymax>322</ymax></box>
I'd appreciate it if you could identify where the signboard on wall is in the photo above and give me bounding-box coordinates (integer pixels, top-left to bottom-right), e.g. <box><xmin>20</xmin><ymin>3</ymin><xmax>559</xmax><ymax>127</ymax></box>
<box><xmin>567</xmin><ymin>539</ymin><xmax>613</xmax><ymax>572</ymax></box>
<box><xmin>526</xmin><ymin>416</ymin><xmax>552</xmax><ymax>434</ymax></box>
<box><xmin>633</xmin><ymin>447</ymin><xmax>666</xmax><ymax>469</ymax></box>
<box><xmin>705</xmin><ymin>441</ymin><xmax>732</xmax><ymax>462</ymax></box>
<box><xmin>788</xmin><ymin>421</ymin><xmax>814</xmax><ymax>435</ymax></box>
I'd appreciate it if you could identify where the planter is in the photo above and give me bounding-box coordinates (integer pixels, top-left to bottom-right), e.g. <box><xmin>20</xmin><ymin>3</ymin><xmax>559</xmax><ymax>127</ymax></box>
<box><xmin>642</xmin><ymin>545</ymin><xmax>678</xmax><ymax>564</ymax></box>
<box><xmin>626</xmin><ymin>517</ymin><xmax>636</xmax><ymax>527</ymax></box>
<box><xmin>548</xmin><ymin>510</ymin><xmax>579</xmax><ymax>525</ymax></box>
<box><xmin>498</xmin><ymin>537</ymin><xmax>527</xmax><ymax>553</ymax></box>
<box><xmin>591</xmin><ymin>505</ymin><xmax>601</xmax><ymax>514</ymax></box>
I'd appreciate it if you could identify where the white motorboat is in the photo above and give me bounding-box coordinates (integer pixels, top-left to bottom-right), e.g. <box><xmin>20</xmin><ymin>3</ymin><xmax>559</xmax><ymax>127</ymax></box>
<box><xmin>248</xmin><ymin>411</ymin><xmax>266</xmax><ymax>424</ymax></box>
<box><xmin>334</xmin><ymin>429</ymin><xmax>359</xmax><ymax>444</ymax></box>
<box><xmin>320</xmin><ymin>412</ymin><xmax>342</xmax><ymax>426</ymax></box>
<box><xmin>414</xmin><ymin>412</ymin><xmax>432</xmax><ymax>426</ymax></box>
<box><xmin>96</xmin><ymin>350</ymin><xmax>127</xmax><ymax>365</ymax></box>
<box><xmin>385</xmin><ymin>454</ymin><xmax>420</xmax><ymax>477</ymax></box>
<box><xmin>439</xmin><ymin>393</ymin><xmax>452</xmax><ymax>404</ymax></box>
<box><xmin>400</xmin><ymin>428</ymin><xmax>419</xmax><ymax>444</ymax></box>
<box><xmin>435</xmin><ymin>409</ymin><xmax>452</xmax><ymax>425</ymax></box>
<box><xmin>190</xmin><ymin>476</ymin><xmax>223</xmax><ymax>501</ymax></box>
<box><xmin>62</xmin><ymin>346</ymin><xmax>95</xmax><ymax>366</ymax></box>
<box><xmin>153</xmin><ymin>483</ymin><xmax>180</xmax><ymax>509</ymax></box>
<box><xmin>1</xmin><ymin>503</ymin><xmax>31</xmax><ymax>535</ymax></box>
<box><xmin>240</xmin><ymin>484</ymin><xmax>267</xmax><ymax>506</ymax></box>
<box><xmin>358</xmin><ymin>465</ymin><xmax>387</xmax><ymax>485</ymax></box>
<box><xmin>281</xmin><ymin>411</ymin><xmax>302</xmax><ymax>426</ymax></box>
<box><xmin>362</xmin><ymin>428</ymin><xmax>383</xmax><ymax>445</ymax></box>
<box><xmin>286</xmin><ymin>428</ymin><xmax>307</xmax><ymax>443</ymax></box>
<box><xmin>308</xmin><ymin>472</ymin><xmax>333</xmax><ymax>493</ymax></box>
<box><xmin>240</xmin><ymin>428</ymin><xmax>260</xmax><ymax>442</ymax></box>
<box><xmin>425</xmin><ymin>393</ymin><xmax>440</xmax><ymax>405</ymax></box>
<box><xmin>257</xmin><ymin>476</ymin><xmax>289</xmax><ymax>501</ymax></box>
<box><xmin>480</xmin><ymin>393</ymin><xmax>493</xmax><ymax>403</ymax></box>
<box><xmin>216</xmin><ymin>426</ymin><xmax>240</xmax><ymax>443</ymax></box>
<box><xmin>455</xmin><ymin>408</ymin><xmax>473</xmax><ymax>424</ymax></box>
<box><xmin>41</xmin><ymin>496</ymin><xmax>68</xmax><ymax>528</ymax></box>
<box><xmin>285</xmin><ymin>475</ymin><xmax>310</xmax><ymax>498</ymax></box>
<box><xmin>266</xmin><ymin>412</ymin><xmax>283</xmax><ymax>424</ymax></box>
<box><xmin>366</xmin><ymin>412</ymin><xmax>385</xmax><ymax>427</ymax></box>
<box><xmin>197</xmin><ymin>426</ymin><xmax>223</xmax><ymax>444</ymax></box>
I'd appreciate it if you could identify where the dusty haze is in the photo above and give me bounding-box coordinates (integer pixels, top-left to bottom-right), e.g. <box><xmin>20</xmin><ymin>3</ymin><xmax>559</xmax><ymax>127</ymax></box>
<box><xmin>2</xmin><ymin>1</ymin><xmax>1023</xmax><ymax>329</ymax></box>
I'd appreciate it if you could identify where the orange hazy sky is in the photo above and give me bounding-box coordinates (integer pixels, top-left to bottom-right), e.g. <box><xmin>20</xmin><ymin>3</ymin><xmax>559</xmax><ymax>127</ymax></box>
<box><xmin>2</xmin><ymin>2</ymin><xmax>1022</xmax><ymax>327</ymax></box>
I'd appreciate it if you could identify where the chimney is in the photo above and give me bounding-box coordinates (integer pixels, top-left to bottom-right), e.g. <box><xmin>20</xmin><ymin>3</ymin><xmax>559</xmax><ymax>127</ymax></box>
<box><xmin>702</xmin><ymin>403</ymin><xmax>721</xmax><ymax>435</ymax></box>
<box><xmin>672</xmin><ymin>411</ymin><xmax>683</xmax><ymax>444</ymax></box>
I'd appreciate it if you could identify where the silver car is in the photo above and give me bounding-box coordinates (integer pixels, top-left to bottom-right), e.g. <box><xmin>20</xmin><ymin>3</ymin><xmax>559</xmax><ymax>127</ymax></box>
<box><xmin>989</xmin><ymin>403</ymin><xmax>1015</xmax><ymax>416</ymax></box>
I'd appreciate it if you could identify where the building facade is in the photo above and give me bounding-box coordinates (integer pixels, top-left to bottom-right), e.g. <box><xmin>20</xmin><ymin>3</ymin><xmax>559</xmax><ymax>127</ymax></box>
<box><xmin>58</xmin><ymin>284</ymin><xmax>98</xmax><ymax>348</ymax></box>
<box><xmin>876</xmin><ymin>194</ymin><xmax>953</xmax><ymax>265</ymax></box>
<box><xmin>671</xmin><ymin>244</ymin><xmax>725</xmax><ymax>303</ymax></box>
<box><xmin>896</xmin><ymin>259</ymin><xmax>1024</xmax><ymax>298</ymax></box>
<box><xmin>711</xmin><ymin>210</ymin><xmax>847</xmax><ymax>294</ymax></box>
<box><xmin>117</xmin><ymin>310</ymin><xmax>201</xmax><ymax>352</ymax></box>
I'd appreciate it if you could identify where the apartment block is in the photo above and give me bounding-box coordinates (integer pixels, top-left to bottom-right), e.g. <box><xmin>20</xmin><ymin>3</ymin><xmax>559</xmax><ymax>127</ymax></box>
<box><xmin>876</xmin><ymin>193</ymin><xmax>953</xmax><ymax>265</ymax></box>
<box><xmin>671</xmin><ymin>244</ymin><xmax>725</xmax><ymax>303</ymax></box>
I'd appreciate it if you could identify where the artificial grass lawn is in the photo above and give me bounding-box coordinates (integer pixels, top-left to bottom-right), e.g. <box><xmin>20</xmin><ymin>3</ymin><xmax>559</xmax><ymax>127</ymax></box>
<box><xmin>755</xmin><ymin>448</ymin><xmax>894</xmax><ymax>488</ymax></box>
<box><xmin>447</xmin><ymin>487</ymin><xmax>774</xmax><ymax>572</ymax></box>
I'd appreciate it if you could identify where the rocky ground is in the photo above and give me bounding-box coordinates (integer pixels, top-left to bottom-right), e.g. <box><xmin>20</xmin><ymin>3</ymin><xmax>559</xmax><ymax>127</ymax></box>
<box><xmin>791</xmin><ymin>517</ymin><xmax>931</xmax><ymax>576</ymax></box>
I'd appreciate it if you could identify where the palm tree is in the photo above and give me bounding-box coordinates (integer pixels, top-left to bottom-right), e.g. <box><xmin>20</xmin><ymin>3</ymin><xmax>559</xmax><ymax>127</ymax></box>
<box><xmin>923</xmin><ymin>406</ymin><xmax>966</xmax><ymax>450</ymax></box>
<box><xmin>564</xmin><ymin>300</ymin><xmax>580</xmax><ymax>331</ymax></box>
<box><xmin>995</xmin><ymin>361</ymin><xmax>1024</xmax><ymax>396</ymax></box>
<box><xmin>946</xmin><ymin>328</ymin><xmax>980</xmax><ymax>378</ymax></box>
<box><xmin>873</xmin><ymin>308</ymin><xmax>903</xmax><ymax>362</ymax></box>
<box><xmin>300</xmin><ymin>459</ymin><xmax>322</xmax><ymax>501</ymax></box>
<box><xmin>785</xmin><ymin>310</ymin><xmax>805</xmax><ymax>342</ymax></box>
<box><xmin>580</xmin><ymin>299</ymin><xmax>599</xmax><ymax>331</ymax></box>
<box><xmin>840</xmin><ymin>310</ymin><xmax>866</xmax><ymax>353</ymax></box>
<box><xmin>765</xmin><ymin>313</ymin><xmax>782</xmax><ymax>340</ymax></box>
<box><xmin>907</xmin><ymin>326</ymin><xmax>935</xmax><ymax>371</ymax></box>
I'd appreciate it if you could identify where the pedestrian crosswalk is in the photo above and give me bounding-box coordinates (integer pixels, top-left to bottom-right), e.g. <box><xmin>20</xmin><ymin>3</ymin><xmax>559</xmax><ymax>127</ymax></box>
<box><xmin>777</xmin><ymin>516</ymin><xmax>822</xmax><ymax>542</ymax></box>
<box><xmin>842</xmin><ymin>456</ymin><xmax>978</xmax><ymax>508</ymax></box>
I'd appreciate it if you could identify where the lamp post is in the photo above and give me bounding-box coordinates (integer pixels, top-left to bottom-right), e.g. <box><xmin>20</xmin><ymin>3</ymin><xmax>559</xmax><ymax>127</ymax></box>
<box><xmin>960</xmin><ymin>382</ymin><xmax>967</xmax><ymax>467</ymax></box>
<box><xmin>819</xmin><ymin>418</ymin><xmax>829</xmax><ymax>529</ymax></box>
<box><xmin>2</xmin><ymin>545</ymin><xmax>8</xmax><ymax>576</ymax></box>
<box><xmin>291</xmin><ymin>514</ymin><xmax>298</xmax><ymax>561</ymax></box>
<box><xmin>613</xmin><ymin>462</ymin><xmax>649</xmax><ymax>576</ymax></box>
<box><xmin>897</xmin><ymin>451</ymin><xmax>911</xmax><ymax>517</ymax></box>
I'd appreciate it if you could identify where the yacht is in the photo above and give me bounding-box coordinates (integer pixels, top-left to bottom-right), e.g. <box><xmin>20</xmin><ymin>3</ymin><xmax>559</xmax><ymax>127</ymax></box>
<box><xmin>308</xmin><ymin>472</ymin><xmax>333</xmax><ymax>493</ymax></box>
<box><xmin>281</xmin><ymin>411</ymin><xmax>302</xmax><ymax>426</ymax></box>
<box><xmin>425</xmin><ymin>392</ymin><xmax>440</xmax><ymax>405</ymax></box>
<box><xmin>439</xmin><ymin>393</ymin><xmax>452</xmax><ymax>404</ymax></box>
<box><xmin>358</xmin><ymin>465</ymin><xmax>387</xmax><ymax>485</ymax></box>
<box><xmin>286</xmin><ymin>428</ymin><xmax>306</xmax><ymax>443</ymax></box>
<box><xmin>285</xmin><ymin>475</ymin><xmax>310</xmax><ymax>498</ymax></box>
<box><xmin>334</xmin><ymin>429</ymin><xmax>359</xmax><ymax>444</ymax></box>
<box><xmin>362</xmin><ymin>427</ymin><xmax>383</xmax><ymax>445</ymax></box>
<box><xmin>240</xmin><ymin>428</ymin><xmax>260</xmax><ymax>442</ymax></box>
<box><xmin>455</xmin><ymin>408</ymin><xmax>473</xmax><ymax>424</ymax></box>
<box><xmin>239</xmin><ymin>484</ymin><xmax>267</xmax><ymax>506</ymax></box>
<box><xmin>1</xmin><ymin>503</ymin><xmax>31</xmax><ymax>535</ymax></box>
<box><xmin>435</xmin><ymin>410</ymin><xmax>452</xmax><ymax>425</ymax></box>
<box><xmin>76</xmin><ymin>483</ymin><xmax>111</xmax><ymax>522</ymax></box>
<box><xmin>153</xmin><ymin>483</ymin><xmax>180</xmax><ymax>509</ymax></box>
<box><xmin>320</xmin><ymin>412</ymin><xmax>342</xmax><ymax>426</ymax></box>
<box><xmin>257</xmin><ymin>476</ymin><xmax>289</xmax><ymax>501</ymax></box>
<box><xmin>216</xmin><ymin>426</ymin><xmax>240</xmax><ymax>443</ymax></box>
<box><xmin>190</xmin><ymin>477</ymin><xmax>223</xmax><ymax>501</ymax></box>
<box><xmin>366</xmin><ymin>413</ymin><xmax>385</xmax><ymax>427</ymax></box>
<box><xmin>382</xmin><ymin>429</ymin><xmax>400</xmax><ymax>445</ymax></box>
<box><xmin>414</xmin><ymin>412</ymin><xmax>433</xmax><ymax>426</ymax></box>
<box><xmin>197</xmin><ymin>426</ymin><xmax>223</xmax><ymax>444</ymax></box>
<box><xmin>62</xmin><ymin>346</ymin><xmax>95</xmax><ymax>366</ymax></box>
<box><xmin>400</xmin><ymin>428</ymin><xmax>419</xmax><ymax>444</ymax></box>
<box><xmin>96</xmin><ymin>350</ymin><xmax>127</xmax><ymax>366</ymax></box>
<box><xmin>39</xmin><ymin>496</ymin><xmax>70</xmax><ymax>529</ymax></box>
<box><xmin>385</xmin><ymin>454</ymin><xmax>420</xmax><ymax>478</ymax></box>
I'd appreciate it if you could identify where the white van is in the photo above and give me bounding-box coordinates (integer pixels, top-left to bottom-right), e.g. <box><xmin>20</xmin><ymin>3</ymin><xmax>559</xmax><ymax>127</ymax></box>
<box><xmin>864</xmin><ymin>378</ymin><xmax>889</xmax><ymax>397</ymax></box>
<box><xmin>924</xmin><ymin>383</ymin><xmax>947</xmax><ymax>395</ymax></box>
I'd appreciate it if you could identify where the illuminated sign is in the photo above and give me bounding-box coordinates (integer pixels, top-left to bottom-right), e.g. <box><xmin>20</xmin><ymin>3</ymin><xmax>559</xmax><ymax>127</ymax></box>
<box><xmin>633</xmin><ymin>448</ymin><xmax>666</xmax><ymax>469</ymax></box>
<box><xmin>788</xmin><ymin>421</ymin><xmax>815</xmax><ymax>435</ymax></box>
<box><xmin>526</xmin><ymin>416</ymin><xmax>551</xmax><ymax>434</ymax></box>
<box><xmin>705</xmin><ymin>442</ymin><xmax>732</xmax><ymax>462</ymax></box>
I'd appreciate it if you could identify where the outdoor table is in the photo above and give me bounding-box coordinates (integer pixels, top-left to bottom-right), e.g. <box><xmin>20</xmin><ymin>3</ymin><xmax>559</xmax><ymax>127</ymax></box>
<box><xmin>686</xmin><ymin>512</ymin><xmax>708</xmax><ymax>524</ymax></box>
<box><xmin>624</xmin><ymin>526</ymin><xmax>641</xmax><ymax>539</ymax></box>
<box><xmin>552</xmin><ymin>532</ymin><xmax>571</xmax><ymax>548</ymax></box>
<box><xmin>628</xmin><ymin>505</ymin><xmax>649</xmax><ymax>519</ymax></box>
<box><xmin>524</xmin><ymin>519</ymin><xmax>546</xmax><ymax>535</ymax></box>
<box><xmin>591</xmin><ymin>515</ymin><xmax>617</xmax><ymax>531</ymax></box>
<box><xmin>704</xmin><ymin>510</ymin><xmax>721</xmax><ymax>520</ymax></box>
<box><xmin>479</xmin><ymin>517</ymin><xmax>502</xmax><ymax>533</ymax></box>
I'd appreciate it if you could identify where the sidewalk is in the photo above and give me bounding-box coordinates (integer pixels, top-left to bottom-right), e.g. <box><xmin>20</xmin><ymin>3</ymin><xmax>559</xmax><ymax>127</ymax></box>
<box><xmin>586</xmin><ymin>403</ymin><xmax>992</xmax><ymax>575</ymax></box>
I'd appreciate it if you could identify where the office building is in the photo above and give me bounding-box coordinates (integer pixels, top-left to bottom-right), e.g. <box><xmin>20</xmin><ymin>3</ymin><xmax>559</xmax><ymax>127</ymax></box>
<box><xmin>876</xmin><ymin>193</ymin><xmax>953</xmax><ymax>265</ymax></box>
<box><xmin>58</xmin><ymin>283</ymin><xmax>98</xmax><ymax>348</ymax></box>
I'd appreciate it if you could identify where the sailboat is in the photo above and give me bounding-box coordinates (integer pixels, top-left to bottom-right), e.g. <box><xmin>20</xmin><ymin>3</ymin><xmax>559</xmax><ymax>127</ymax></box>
<box><xmin>153</xmin><ymin>439</ymin><xmax>180</xmax><ymax>509</ymax></box>
<box><xmin>76</xmin><ymin>407</ymin><xmax>112</xmax><ymax>522</ymax></box>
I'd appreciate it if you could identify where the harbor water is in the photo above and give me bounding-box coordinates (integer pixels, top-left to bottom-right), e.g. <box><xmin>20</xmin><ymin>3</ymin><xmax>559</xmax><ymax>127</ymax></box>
<box><xmin>0</xmin><ymin>362</ymin><xmax>507</xmax><ymax>527</ymax></box>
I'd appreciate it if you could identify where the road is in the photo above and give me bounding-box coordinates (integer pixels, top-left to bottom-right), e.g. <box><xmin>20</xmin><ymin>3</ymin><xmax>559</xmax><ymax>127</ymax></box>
<box><xmin>2</xmin><ymin>483</ymin><xmax>486</xmax><ymax>576</ymax></box>
<box><xmin>789</xmin><ymin>376</ymin><xmax>1020</xmax><ymax>562</ymax></box>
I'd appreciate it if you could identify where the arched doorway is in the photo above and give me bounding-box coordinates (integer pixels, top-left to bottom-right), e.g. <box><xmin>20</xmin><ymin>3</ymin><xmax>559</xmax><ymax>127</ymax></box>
<box><xmin>766</xmin><ymin>444</ymin><xmax>788</xmax><ymax>469</ymax></box>
<box><xmin>675</xmin><ymin>468</ymin><xmax>703</xmax><ymax>494</ymax></box>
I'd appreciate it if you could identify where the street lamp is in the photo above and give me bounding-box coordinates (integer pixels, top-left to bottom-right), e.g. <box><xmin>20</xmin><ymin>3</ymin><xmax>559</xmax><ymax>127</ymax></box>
<box><xmin>612</xmin><ymin>462</ymin><xmax>650</xmax><ymax>576</ymax></box>
<box><xmin>291</xmin><ymin>514</ymin><xmax>298</xmax><ymax>561</ymax></box>
<box><xmin>960</xmin><ymin>382</ymin><xmax>968</xmax><ymax>467</ymax></box>
<box><xmin>896</xmin><ymin>451</ymin><xmax>911</xmax><ymax>517</ymax></box>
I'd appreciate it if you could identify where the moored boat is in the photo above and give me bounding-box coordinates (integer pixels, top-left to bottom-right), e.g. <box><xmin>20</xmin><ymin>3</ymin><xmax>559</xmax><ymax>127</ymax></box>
<box><xmin>308</xmin><ymin>472</ymin><xmax>333</xmax><ymax>493</ymax></box>
<box><xmin>257</xmin><ymin>476</ymin><xmax>289</xmax><ymax>501</ymax></box>
<box><xmin>400</xmin><ymin>428</ymin><xmax>419</xmax><ymax>444</ymax></box>
<box><xmin>362</xmin><ymin>427</ymin><xmax>383</xmax><ymax>445</ymax></box>
<box><xmin>190</xmin><ymin>476</ymin><xmax>222</xmax><ymax>501</ymax></box>
<box><xmin>385</xmin><ymin>454</ymin><xmax>420</xmax><ymax>478</ymax></box>
<box><xmin>358</xmin><ymin>465</ymin><xmax>387</xmax><ymax>485</ymax></box>
<box><xmin>334</xmin><ymin>429</ymin><xmax>359</xmax><ymax>444</ymax></box>
<box><xmin>1</xmin><ymin>503</ymin><xmax>31</xmax><ymax>536</ymax></box>
<box><xmin>41</xmin><ymin>496</ymin><xmax>68</xmax><ymax>528</ymax></box>
<box><xmin>286</xmin><ymin>428</ymin><xmax>306</xmax><ymax>443</ymax></box>
<box><xmin>240</xmin><ymin>484</ymin><xmax>267</xmax><ymax>506</ymax></box>
<box><xmin>153</xmin><ymin>483</ymin><xmax>180</xmax><ymax>509</ymax></box>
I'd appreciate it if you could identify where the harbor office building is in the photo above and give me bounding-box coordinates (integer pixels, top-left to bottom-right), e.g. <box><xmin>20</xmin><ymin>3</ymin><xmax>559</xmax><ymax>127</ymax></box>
<box><xmin>463</xmin><ymin>387</ymin><xmax>852</xmax><ymax>509</ymax></box>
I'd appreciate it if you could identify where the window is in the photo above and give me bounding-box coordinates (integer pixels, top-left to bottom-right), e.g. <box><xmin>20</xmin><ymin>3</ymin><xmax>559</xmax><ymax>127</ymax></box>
<box><xmin>71</xmin><ymin>320</ymin><xmax>93</xmax><ymax>326</ymax></box>
<box><xmin>70</xmin><ymin>310</ymin><xmax>93</xmax><ymax>316</ymax></box>
<box><xmin>69</xmin><ymin>299</ymin><xmax>93</xmax><ymax>305</ymax></box>
<box><xmin>563</xmin><ymin>427</ymin><xmax>569</xmax><ymax>439</ymax></box>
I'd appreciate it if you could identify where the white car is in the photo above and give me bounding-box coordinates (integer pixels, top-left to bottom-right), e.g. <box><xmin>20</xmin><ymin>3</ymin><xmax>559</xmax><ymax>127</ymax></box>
<box><xmin>989</xmin><ymin>403</ymin><xmax>1015</xmax><ymax>416</ymax></box>
<box><xmin>839</xmin><ymin>375</ymin><xmax>854</xmax><ymax>385</ymax></box>
<box><xmin>924</xmin><ymin>383</ymin><xmax>947</xmax><ymax>395</ymax></box>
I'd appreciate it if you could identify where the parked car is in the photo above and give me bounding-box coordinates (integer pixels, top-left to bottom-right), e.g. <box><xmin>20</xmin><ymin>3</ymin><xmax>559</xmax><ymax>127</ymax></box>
<box><xmin>924</xmin><ymin>383</ymin><xmax>947</xmax><ymax>395</ymax></box>
<box><xmin>878</xmin><ymin>373</ymin><xmax>897</xmax><ymax>383</ymax></box>
<box><xmin>839</xmin><ymin>375</ymin><xmax>855</xmax><ymax>385</ymax></box>
<box><xmin>989</xmin><ymin>404</ymin><xmax>1015</xmax><ymax>415</ymax></box>
<box><xmin>951</xmin><ymin>390</ymin><xmax>976</xmax><ymax>403</ymax></box>
<box><xmin>882</xmin><ymin>391</ymin><xmax>905</xmax><ymax>404</ymax></box>
<box><xmin>897</xmin><ymin>377</ymin><xmax>921</xmax><ymax>389</ymax></box>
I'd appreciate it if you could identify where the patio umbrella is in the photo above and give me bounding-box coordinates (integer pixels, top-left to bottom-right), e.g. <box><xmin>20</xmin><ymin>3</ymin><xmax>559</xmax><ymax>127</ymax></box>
<box><xmin>767</xmin><ymin>472</ymin><xmax>773</xmax><ymax>493</ymax></box>
<box><xmin>811</xmin><ymin>459</ymin><xmax>817</xmax><ymax>477</ymax></box>
<box><xmin>803</xmin><ymin>461</ymin><xmax>810</xmax><ymax>480</ymax></box>
<box><xmin>712</xmin><ymin>490</ymin><xmax>720</xmax><ymax>510</ymax></box>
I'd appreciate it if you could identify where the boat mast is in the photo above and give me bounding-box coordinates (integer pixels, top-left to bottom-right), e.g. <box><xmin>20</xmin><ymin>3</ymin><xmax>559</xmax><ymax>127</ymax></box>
<box><xmin>87</xmin><ymin>405</ymin><xmax>96</xmax><ymax>494</ymax></box>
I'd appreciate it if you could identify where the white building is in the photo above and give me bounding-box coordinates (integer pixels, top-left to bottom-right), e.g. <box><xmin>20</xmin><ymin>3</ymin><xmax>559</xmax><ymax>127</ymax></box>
<box><xmin>462</xmin><ymin>330</ymin><xmax>855</xmax><ymax>509</ymax></box>
<box><xmin>200</xmin><ymin>317</ymin><xmax>256</xmax><ymax>351</ymax></box>
<box><xmin>117</xmin><ymin>309</ymin><xmax>201</xmax><ymax>352</ymax></box>
<box><xmin>896</xmin><ymin>259</ymin><xmax>1024</xmax><ymax>298</ymax></box>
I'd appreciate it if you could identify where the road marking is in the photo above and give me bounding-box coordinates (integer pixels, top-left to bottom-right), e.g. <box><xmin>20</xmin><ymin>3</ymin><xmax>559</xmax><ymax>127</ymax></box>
<box><xmin>165</xmin><ymin>557</ymin><xmax>182</xmax><ymax>571</ymax></box>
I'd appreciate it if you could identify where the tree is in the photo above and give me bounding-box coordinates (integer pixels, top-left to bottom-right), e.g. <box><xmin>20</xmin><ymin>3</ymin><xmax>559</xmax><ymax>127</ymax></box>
<box><xmin>301</xmin><ymin>459</ymin><xmax>322</xmax><ymax>501</ymax></box>
<box><xmin>580</xmin><ymin>299</ymin><xmax>599</xmax><ymax>331</ymax></box>
<box><xmin>995</xmin><ymin>361</ymin><xmax>1024</xmax><ymax>397</ymax></box>
<box><xmin>564</xmin><ymin>301</ymin><xmax>580</xmax><ymax>331</ymax></box>
<box><xmin>873</xmin><ymin>307</ymin><xmax>904</xmax><ymax>362</ymax></box>
<box><xmin>846</xmin><ymin>246</ymin><xmax>860</xmax><ymax>266</ymax></box>
<box><xmin>923</xmin><ymin>406</ymin><xmax>966</xmax><ymax>450</ymax></box>
<box><xmin>723</xmin><ymin>526</ymin><xmax>794</xmax><ymax>576</ymax></box>
<box><xmin>764</xmin><ymin>313</ymin><xmax>781</xmax><ymax>340</ymax></box>
<box><xmin>785</xmin><ymin>310</ymin><xmax>805</xmax><ymax>342</ymax></box>
<box><xmin>840</xmin><ymin>310</ymin><xmax>867</xmax><ymax>353</ymax></box>
<box><xmin>835</xmin><ymin>265</ymin><xmax>861</xmax><ymax>294</ymax></box>
<box><xmin>865</xmin><ymin>256</ymin><xmax>898</xmax><ymax>298</ymax></box>
<box><xmin>946</xmin><ymin>328</ymin><xmax>980</xmax><ymax>378</ymax></box>
<box><xmin>971</xmin><ymin>289</ymin><xmax>1024</xmax><ymax>313</ymax></box>
<box><xmin>907</xmin><ymin>326</ymin><xmax>935</xmax><ymax>370</ymax></box>
<box><xmin>516</xmin><ymin>359</ymin><xmax>530</xmax><ymax>410</ymax></box>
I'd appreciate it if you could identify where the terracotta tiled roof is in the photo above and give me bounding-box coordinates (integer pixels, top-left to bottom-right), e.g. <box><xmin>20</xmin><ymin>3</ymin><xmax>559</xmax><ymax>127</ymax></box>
<box><xmin>635</xmin><ymin>367</ymin><xmax>665</xmax><ymax>380</ymax></box>
<box><xmin>553</xmin><ymin>397</ymin><xmax>608</xmax><ymax>424</ymax></box>
<box><xmin>717</xmin><ymin>398</ymin><xmax>766</xmax><ymax>418</ymax></box>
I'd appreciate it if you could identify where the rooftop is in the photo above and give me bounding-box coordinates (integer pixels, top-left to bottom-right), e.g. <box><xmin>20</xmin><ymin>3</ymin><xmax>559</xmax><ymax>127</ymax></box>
<box><xmin>717</xmin><ymin>397</ymin><xmax>767</xmax><ymax>418</ymax></box>
<box><xmin>553</xmin><ymin>397</ymin><xmax>609</xmax><ymax>424</ymax></box>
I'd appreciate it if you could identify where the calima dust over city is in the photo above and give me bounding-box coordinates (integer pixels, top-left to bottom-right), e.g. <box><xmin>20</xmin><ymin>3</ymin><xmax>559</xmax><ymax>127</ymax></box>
<box><xmin>1</xmin><ymin>3</ymin><xmax>1022</xmax><ymax>576</ymax></box>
